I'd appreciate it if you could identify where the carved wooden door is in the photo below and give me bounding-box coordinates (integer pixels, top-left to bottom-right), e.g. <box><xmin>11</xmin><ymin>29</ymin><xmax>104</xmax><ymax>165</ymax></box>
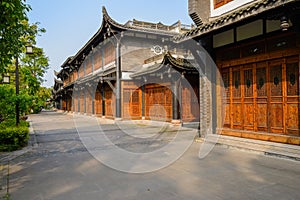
<box><xmin>285</xmin><ymin>57</ymin><xmax>299</xmax><ymax>135</ymax></box>
<box><xmin>67</xmin><ymin>97</ymin><xmax>72</xmax><ymax>111</ymax></box>
<box><xmin>130</xmin><ymin>90</ymin><xmax>140</xmax><ymax>118</ymax></box>
<box><xmin>232</xmin><ymin>68</ymin><xmax>242</xmax><ymax>129</ymax></box>
<box><xmin>255</xmin><ymin>63</ymin><xmax>268</xmax><ymax>132</ymax></box>
<box><xmin>243</xmin><ymin>67</ymin><xmax>254</xmax><ymax>131</ymax></box>
<box><xmin>80</xmin><ymin>90</ymin><xmax>85</xmax><ymax>113</ymax></box>
<box><xmin>181</xmin><ymin>85</ymin><xmax>199</xmax><ymax>122</ymax></box>
<box><xmin>269</xmin><ymin>60</ymin><xmax>284</xmax><ymax>133</ymax></box>
<box><xmin>105</xmin><ymin>87</ymin><xmax>115</xmax><ymax>118</ymax></box>
<box><xmin>95</xmin><ymin>89</ymin><xmax>102</xmax><ymax>116</ymax></box>
<box><xmin>123</xmin><ymin>90</ymin><xmax>131</xmax><ymax>119</ymax></box>
<box><xmin>222</xmin><ymin>70</ymin><xmax>231</xmax><ymax>128</ymax></box>
<box><xmin>123</xmin><ymin>89</ymin><xmax>141</xmax><ymax>119</ymax></box>
<box><xmin>145</xmin><ymin>85</ymin><xmax>172</xmax><ymax>121</ymax></box>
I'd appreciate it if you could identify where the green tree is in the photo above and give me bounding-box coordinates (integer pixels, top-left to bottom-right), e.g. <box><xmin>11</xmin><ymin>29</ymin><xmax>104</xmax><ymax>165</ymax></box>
<box><xmin>0</xmin><ymin>0</ymin><xmax>31</xmax><ymax>73</ymax></box>
<box><xmin>0</xmin><ymin>0</ymin><xmax>49</xmax><ymax>118</ymax></box>
<box><xmin>21</xmin><ymin>46</ymin><xmax>49</xmax><ymax>96</ymax></box>
<box><xmin>0</xmin><ymin>85</ymin><xmax>16</xmax><ymax>121</ymax></box>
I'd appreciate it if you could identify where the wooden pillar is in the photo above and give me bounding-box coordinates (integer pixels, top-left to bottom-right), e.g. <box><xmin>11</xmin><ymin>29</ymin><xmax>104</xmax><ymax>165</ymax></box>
<box><xmin>172</xmin><ymin>80</ymin><xmax>179</xmax><ymax>121</ymax></box>
<box><xmin>72</xmin><ymin>93</ymin><xmax>75</xmax><ymax>112</ymax></box>
<box><xmin>141</xmin><ymin>85</ymin><xmax>145</xmax><ymax>118</ymax></box>
<box><xmin>211</xmin><ymin>63</ymin><xmax>217</xmax><ymax>134</ymax></box>
<box><xmin>92</xmin><ymin>90</ymin><xmax>95</xmax><ymax>115</ymax></box>
<box><xmin>102</xmin><ymin>84</ymin><xmax>105</xmax><ymax>116</ymax></box>
<box><xmin>115</xmin><ymin>41</ymin><xmax>122</xmax><ymax>119</ymax></box>
<box><xmin>78</xmin><ymin>90</ymin><xmax>81</xmax><ymax>113</ymax></box>
<box><xmin>65</xmin><ymin>95</ymin><xmax>68</xmax><ymax>112</ymax></box>
<box><xmin>84</xmin><ymin>88</ymin><xmax>87</xmax><ymax>113</ymax></box>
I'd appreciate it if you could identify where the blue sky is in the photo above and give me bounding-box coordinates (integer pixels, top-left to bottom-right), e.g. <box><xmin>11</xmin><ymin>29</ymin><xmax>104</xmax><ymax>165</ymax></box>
<box><xmin>26</xmin><ymin>0</ymin><xmax>193</xmax><ymax>88</ymax></box>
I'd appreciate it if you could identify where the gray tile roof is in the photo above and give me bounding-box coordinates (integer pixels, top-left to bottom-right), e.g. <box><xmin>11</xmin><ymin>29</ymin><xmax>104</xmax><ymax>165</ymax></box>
<box><xmin>174</xmin><ymin>0</ymin><xmax>298</xmax><ymax>42</ymax></box>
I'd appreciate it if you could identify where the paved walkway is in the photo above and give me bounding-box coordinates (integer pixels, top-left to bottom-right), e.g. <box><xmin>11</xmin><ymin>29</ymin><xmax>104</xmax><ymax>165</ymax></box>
<box><xmin>1</xmin><ymin>111</ymin><xmax>300</xmax><ymax>200</ymax></box>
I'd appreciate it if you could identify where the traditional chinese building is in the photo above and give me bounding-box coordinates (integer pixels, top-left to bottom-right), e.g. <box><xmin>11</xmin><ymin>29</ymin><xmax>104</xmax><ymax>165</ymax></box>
<box><xmin>53</xmin><ymin>1</ymin><xmax>300</xmax><ymax>145</ymax></box>
<box><xmin>52</xmin><ymin>7</ymin><xmax>196</xmax><ymax>124</ymax></box>
<box><xmin>179</xmin><ymin>0</ymin><xmax>300</xmax><ymax>144</ymax></box>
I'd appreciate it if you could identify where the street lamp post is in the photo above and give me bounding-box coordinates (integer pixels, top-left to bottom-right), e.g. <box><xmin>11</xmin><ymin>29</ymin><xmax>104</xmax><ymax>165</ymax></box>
<box><xmin>15</xmin><ymin>45</ymin><xmax>33</xmax><ymax>126</ymax></box>
<box><xmin>15</xmin><ymin>56</ymin><xmax>20</xmax><ymax>126</ymax></box>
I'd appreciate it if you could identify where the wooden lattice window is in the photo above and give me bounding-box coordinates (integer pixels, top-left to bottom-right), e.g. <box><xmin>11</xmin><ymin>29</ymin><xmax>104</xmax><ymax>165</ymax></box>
<box><xmin>286</xmin><ymin>62</ymin><xmax>299</xmax><ymax>96</ymax></box>
<box><xmin>270</xmin><ymin>65</ymin><xmax>282</xmax><ymax>96</ymax></box>
<box><xmin>244</xmin><ymin>69</ymin><xmax>253</xmax><ymax>97</ymax></box>
<box><xmin>256</xmin><ymin>67</ymin><xmax>267</xmax><ymax>97</ymax></box>
<box><xmin>222</xmin><ymin>71</ymin><xmax>230</xmax><ymax>98</ymax></box>
<box><xmin>131</xmin><ymin>91</ymin><xmax>139</xmax><ymax>103</ymax></box>
<box><xmin>232</xmin><ymin>70</ymin><xmax>241</xmax><ymax>97</ymax></box>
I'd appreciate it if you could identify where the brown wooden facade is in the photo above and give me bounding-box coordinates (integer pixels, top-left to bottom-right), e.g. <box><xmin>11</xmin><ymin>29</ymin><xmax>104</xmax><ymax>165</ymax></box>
<box><xmin>182</xmin><ymin>0</ymin><xmax>300</xmax><ymax>144</ymax></box>
<box><xmin>218</xmin><ymin>34</ymin><xmax>300</xmax><ymax>141</ymax></box>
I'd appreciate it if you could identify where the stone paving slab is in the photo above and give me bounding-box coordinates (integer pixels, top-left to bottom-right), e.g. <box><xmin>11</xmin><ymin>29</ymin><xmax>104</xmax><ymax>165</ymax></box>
<box><xmin>1</xmin><ymin>111</ymin><xmax>300</xmax><ymax>200</ymax></box>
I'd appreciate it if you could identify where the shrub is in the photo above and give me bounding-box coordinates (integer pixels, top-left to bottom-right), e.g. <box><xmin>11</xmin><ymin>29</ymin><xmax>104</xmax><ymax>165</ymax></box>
<box><xmin>0</xmin><ymin>121</ymin><xmax>29</xmax><ymax>152</ymax></box>
<box><xmin>0</xmin><ymin>119</ymin><xmax>29</xmax><ymax>128</ymax></box>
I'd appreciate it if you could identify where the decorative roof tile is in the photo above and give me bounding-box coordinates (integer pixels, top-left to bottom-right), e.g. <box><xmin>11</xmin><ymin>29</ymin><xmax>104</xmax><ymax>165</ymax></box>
<box><xmin>174</xmin><ymin>0</ymin><xmax>297</xmax><ymax>42</ymax></box>
<box><xmin>130</xmin><ymin>52</ymin><xmax>196</xmax><ymax>78</ymax></box>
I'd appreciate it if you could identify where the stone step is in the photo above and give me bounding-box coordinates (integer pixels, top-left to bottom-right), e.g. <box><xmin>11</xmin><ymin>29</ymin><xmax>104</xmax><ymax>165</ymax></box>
<box><xmin>203</xmin><ymin>134</ymin><xmax>300</xmax><ymax>161</ymax></box>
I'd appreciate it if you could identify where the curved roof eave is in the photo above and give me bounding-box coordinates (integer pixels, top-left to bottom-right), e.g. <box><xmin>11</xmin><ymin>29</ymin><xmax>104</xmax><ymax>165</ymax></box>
<box><xmin>69</xmin><ymin>7</ymin><xmax>180</xmax><ymax>65</ymax></box>
<box><xmin>69</xmin><ymin>6</ymin><xmax>124</xmax><ymax>65</ymax></box>
<box><xmin>130</xmin><ymin>52</ymin><xmax>196</xmax><ymax>78</ymax></box>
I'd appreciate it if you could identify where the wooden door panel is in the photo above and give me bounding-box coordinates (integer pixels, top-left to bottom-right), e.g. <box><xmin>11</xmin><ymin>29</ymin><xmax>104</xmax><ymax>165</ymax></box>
<box><xmin>222</xmin><ymin>71</ymin><xmax>231</xmax><ymax>128</ymax></box>
<box><xmin>269</xmin><ymin>63</ymin><xmax>283</xmax><ymax>132</ymax></box>
<box><xmin>123</xmin><ymin>89</ymin><xmax>141</xmax><ymax>119</ymax></box>
<box><xmin>105</xmin><ymin>89</ymin><xmax>115</xmax><ymax>117</ymax></box>
<box><xmin>270</xmin><ymin>103</ymin><xmax>284</xmax><ymax>133</ymax></box>
<box><xmin>244</xmin><ymin>103</ymin><xmax>254</xmax><ymax>129</ymax></box>
<box><xmin>257</xmin><ymin>103</ymin><xmax>268</xmax><ymax>131</ymax></box>
<box><xmin>95</xmin><ymin>89</ymin><xmax>102</xmax><ymax>116</ymax></box>
<box><xmin>256</xmin><ymin>66</ymin><xmax>268</xmax><ymax>132</ymax></box>
<box><xmin>131</xmin><ymin>90</ymin><xmax>140</xmax><ymax>117</ymax></box>
<box><xmin>243</xmin><ymin>68</ymin><xmax>254</xmax><ymax>130</ymax></box>
<box><xmin>286</xmin><ymin>103</ymin><xmax>299</xmax><ymax>135</ymax></box>
<box><xmin>232</xmin><ymin>69</ymin><xmax>242</xmax><ymax>129</ymax></box>
<box><xmin>232</xmin><ymin>103</ymin><xmax>242</xmax><ymax>129</ymax></box>
<box><xmin>224</xmin><ymin>104</ymin><xmax>230</xmax><ymax>127</ymax></box>
<box><xmin>286</xmin><ymin>59</ymin><xmax>300</xmax><ymax>135</ymax></box>
<box><xmin>181</xmin><ymin>86</ymin><xmax>199</xmax><ymax>122</ymax></box>
<box><xmin>122</xmin><ymin>90</ymin><xmax>130</xmax><ymax>118</ymax></box>
<box><xmin>145</xmin><ymin>85</ymin><xmax>172</xmax><ymax>121</ymax></box>
<box><xmin>182</xmin><ymin>87</ymin><xmax>192</xmax><ymax>121</ymax></box>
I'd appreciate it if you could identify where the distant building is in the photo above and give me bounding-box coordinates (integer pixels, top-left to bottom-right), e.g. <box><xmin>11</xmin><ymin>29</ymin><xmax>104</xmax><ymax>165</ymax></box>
<box><xmin>52</xmin><ymin>7</ymin><xmax>197</xmax><ymax>124</ymax></box>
